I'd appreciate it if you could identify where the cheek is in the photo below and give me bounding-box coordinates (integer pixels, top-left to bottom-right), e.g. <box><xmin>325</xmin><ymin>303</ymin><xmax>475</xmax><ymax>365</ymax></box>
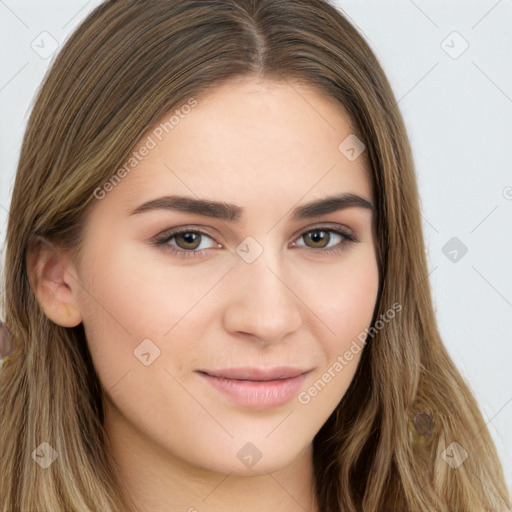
<box><xmin>79</xmin><ymin>233</ymin><xmax>172</xmax><ymax>327</ymax></box>
<box><xmin>288</xmin><ymin>254</ymin><xmax>379</xmax><ymax>440</ymax></box>
<box><xmin>75</xmin><ymin>234</ymin><xmax>227</xmax><ymax>388</ymax></box>
<box><xmin>75</xmin><ymin>237</ymin><xmax>172</xmax><ymax>386</ymax></box>
<box><xmin>301</xmin><ymin>249</ymin><xmax>379</xmax><ymax>391</ymax></box>
<box><xmin>303</xmin><ymin>247</ymin><xmax>379</xmax><ymax>346</ymax></box>
<box><xmin>325</xmin><ymin>265</ymin><xmax>379</xmax><ymax>343</ymax></box>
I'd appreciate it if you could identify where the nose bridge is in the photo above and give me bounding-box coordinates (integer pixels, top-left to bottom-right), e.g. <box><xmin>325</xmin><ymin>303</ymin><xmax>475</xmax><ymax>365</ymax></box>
<box><xmin>222</xmin><ymin>239</ymin><xmax>303</xmax><ymax>342</ymax></box>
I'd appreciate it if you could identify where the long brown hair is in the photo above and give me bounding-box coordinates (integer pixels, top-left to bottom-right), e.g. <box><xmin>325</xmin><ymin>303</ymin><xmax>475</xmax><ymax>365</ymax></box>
<box><xmin>1</xmin><ymin>1</ymin><xmax>509</xmax><ymax>510</ymax></box>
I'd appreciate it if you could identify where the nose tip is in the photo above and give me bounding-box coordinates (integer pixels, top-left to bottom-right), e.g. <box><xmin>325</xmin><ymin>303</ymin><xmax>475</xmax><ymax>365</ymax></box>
<box><xmin>222</xmin><ymin>254</ymin><xmax>303</xmax><ymax>344</ymax></box>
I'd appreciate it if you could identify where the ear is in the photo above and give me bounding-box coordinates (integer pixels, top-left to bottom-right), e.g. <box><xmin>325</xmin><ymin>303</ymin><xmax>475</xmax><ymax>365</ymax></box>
<box><xmin>26</xmin><ymin>238</ymin><xmax>83</xmax><ymax>328</ymax></box>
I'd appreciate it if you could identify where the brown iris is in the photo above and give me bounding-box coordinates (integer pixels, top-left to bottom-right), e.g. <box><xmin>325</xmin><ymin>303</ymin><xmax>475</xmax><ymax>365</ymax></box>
<box><xmin>303</xmin><ymin>230</ymin><xmax>331</xmax><ymax>249</ymax></box>
<box><xmin>175</xmin><ymin>232</ymin><xmax>202</xmax><ymax>250</ymax></box>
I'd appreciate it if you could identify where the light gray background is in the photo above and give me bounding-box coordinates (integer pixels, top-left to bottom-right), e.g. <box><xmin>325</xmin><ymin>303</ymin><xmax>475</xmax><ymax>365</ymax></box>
<box><xmin>1</xmin><ymin>0</ymin><xmax>511</xmax><ymax>488</ymax></box>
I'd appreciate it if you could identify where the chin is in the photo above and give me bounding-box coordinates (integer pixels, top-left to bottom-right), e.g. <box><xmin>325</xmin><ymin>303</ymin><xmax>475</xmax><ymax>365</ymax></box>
<box><xmin>187</xmin><ymin>436</ymin><xmax>312</xmax><ymax>477</ymax></box>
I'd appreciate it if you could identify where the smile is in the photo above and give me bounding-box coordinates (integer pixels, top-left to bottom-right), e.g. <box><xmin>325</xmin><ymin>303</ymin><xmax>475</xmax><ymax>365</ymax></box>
<box><xmin>197</xmin><ymin>366</ymin><xmax>311</xmax><ymax>409</ymax></box>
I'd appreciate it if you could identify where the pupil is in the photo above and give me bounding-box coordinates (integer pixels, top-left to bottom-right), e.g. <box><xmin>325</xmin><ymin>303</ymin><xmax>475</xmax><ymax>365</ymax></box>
<box><xmin>309</xmin><ymin>230</ymin><xmax>327</xmax><ymax>247</ymax></box>
<box><xmin>180</xmin><ymin>232</ymin><xmax>199</xmax><ymax>248</ymax></box>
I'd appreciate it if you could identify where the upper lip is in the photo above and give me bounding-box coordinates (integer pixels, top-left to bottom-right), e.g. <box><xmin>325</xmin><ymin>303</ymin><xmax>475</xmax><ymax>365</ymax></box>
<box><xmin>198</xmin><ymin>366</ymin><xmax>311</xmax><ymax>381</ymax></box>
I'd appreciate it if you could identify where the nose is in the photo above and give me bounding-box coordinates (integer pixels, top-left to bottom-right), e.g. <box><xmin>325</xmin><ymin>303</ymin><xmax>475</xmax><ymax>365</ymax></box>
<box><xmin>222</xmin><ymin>250</ymin><xmax>303</xmax><ymax>345</ymax></box>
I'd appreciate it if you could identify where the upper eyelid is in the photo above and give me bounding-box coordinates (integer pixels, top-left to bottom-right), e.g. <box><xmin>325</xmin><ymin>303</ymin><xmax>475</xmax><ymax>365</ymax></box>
<box><xmin>154</xmin><ymin>223</ymin><xmax>356</xmax><ymax>246</ymax></box>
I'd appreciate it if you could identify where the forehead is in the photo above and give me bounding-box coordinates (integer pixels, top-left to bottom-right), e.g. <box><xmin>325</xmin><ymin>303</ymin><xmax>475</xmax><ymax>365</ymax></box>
<box><xmin>101</xmin><ymin>77</ymin><xmax>372</xmax><ymax>214</ymax></box>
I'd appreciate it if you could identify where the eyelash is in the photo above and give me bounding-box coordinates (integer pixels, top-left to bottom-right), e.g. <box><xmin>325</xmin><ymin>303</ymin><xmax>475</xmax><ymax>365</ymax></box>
<box><xmin>152</xmin><ymin>225</ymin><xmax>358</xmax><ymax>259</ymax></box>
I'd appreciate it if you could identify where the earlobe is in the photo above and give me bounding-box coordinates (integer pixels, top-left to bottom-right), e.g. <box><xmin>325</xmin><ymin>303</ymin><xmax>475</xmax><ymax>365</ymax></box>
<box><xmin>26</xmin><ymin>239</ymin><xmax>83</xmax><ymax>328</ymax></box>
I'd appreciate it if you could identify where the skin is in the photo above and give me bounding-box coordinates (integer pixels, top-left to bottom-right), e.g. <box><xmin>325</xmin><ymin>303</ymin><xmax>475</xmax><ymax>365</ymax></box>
<box><xmin>30</xmin><ymin>76</ymin><xmax>379</xmax><ymax>512</ymax></box>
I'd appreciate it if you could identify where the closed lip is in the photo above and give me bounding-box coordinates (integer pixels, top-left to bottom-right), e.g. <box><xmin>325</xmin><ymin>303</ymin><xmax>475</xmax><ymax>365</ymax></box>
<box><xmin>197</xmin><ymin>366</ymin><xmax>311</xmax><ymax>381</ymax></box>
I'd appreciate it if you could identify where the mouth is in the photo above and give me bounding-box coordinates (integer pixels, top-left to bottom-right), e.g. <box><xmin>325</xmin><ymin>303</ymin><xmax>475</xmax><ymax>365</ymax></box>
<box><xmin>197</xmin><ymin>366</ymin><xmax>312</xmax><ymax>409</ymax></box>
<box><xmin>199</xmin><ymin>366</ymin><xmax>310</xmax><ymax>381</ymax></box>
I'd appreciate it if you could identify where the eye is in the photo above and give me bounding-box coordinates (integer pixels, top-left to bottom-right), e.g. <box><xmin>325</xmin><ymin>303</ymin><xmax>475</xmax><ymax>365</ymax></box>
<box><xmin>292</xmin><ymin>227</ymin><xmax>357</xmax><ymax>254</ymax></box>
<box><xmin>151</xmin><ymin>224</ymin><xmax>357</xmax><ymax>259</ymax></box>
<box><xmin>152</xmin><ymin>226</ymin><xmax>220</xmax><ymax>258</ymax></box>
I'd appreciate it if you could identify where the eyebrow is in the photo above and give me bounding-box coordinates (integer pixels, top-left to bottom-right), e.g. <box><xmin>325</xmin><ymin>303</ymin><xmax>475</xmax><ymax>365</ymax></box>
<box><xmin>129</xmin><ymin>192</ymin><xmax>373</xmax><ymax>222</ymax></box>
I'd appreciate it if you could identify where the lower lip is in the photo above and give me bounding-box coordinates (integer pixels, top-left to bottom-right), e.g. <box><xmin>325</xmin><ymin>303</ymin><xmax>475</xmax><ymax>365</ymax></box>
<box><xmin>199</xmin><ymin>372</ymin><xmax>308</xmax><ymax>409</ymax></box>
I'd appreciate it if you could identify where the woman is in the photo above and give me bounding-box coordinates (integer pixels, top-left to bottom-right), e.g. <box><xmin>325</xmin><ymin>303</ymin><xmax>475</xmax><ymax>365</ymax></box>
<box><xmin>0</xmin><ymin>0</ymin><xmax>509</xmax><ymax>510</ymax></box>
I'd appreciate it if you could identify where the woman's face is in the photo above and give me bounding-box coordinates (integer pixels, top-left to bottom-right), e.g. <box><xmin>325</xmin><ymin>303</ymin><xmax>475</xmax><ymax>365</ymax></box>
<box><xmin>72</xmin><ymin>76</ymin><xmax>379</xmax><ymax>476</ymax></box>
